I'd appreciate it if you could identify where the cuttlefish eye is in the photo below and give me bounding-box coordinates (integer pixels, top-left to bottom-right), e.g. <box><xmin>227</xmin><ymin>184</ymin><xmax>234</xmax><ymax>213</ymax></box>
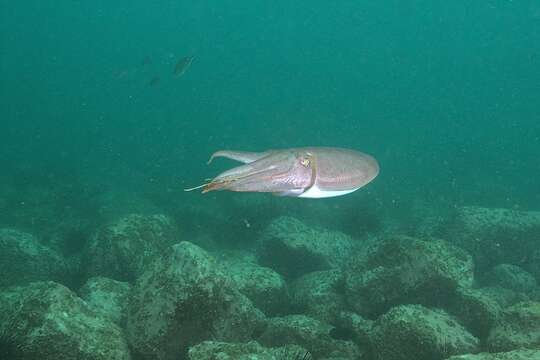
<box><xmin>299</xmin><ymin>152</ymin><xmax>313</xmax><ymax>167</ymax></box>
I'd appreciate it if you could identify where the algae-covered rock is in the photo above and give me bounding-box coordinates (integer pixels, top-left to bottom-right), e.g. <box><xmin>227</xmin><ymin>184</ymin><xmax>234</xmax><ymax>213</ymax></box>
<box><xmin>221</xmin><ymin>257</ymin><xmax>289</xmax><ymax>316</ymax></box>
<box><xmin>257</xmin><ymin>314</ymin><xmax>361</xmax><ymax>359</ymax></box>
<box><xmin>483</xmin><ymin>264</ymin><xmax>537</xmax><ymax>294</ymax></box>
<box><xmin>486</xmin><ymin>301</ymin><xmax>540</xmax><ymax>352</ymax></box>
<box><xmin>78</xmin><ymin>276</ymin><xmax>131</xmax><ymax>326</ymax></box>
<box><xmin>188</xmin><ymin>341</ymin><xmax>309</xmax><ymax>360</ymax></box>
<box><xmin>0</xmin><ymin>281</ymin><xmax>131</xmax><ymax>360</ymax></box>
<box><xmin>126</xmin><ymin>241</ymin><xmax>265</xmax><ymax>360</ymax></box>
<box><xmin>440</xmin><ymin>206</ymin><xmax>540</xmax><ymax>279</ymax></box>
<box><xmin>344</xmin><ymin>235</ymin><xmax>474</xmax><ymax>317</ymax></box>
<box><xmin>446</xmin><ymin>287</ymin><xmax>503</xmax><ymax>340</ymax></box>
<box><xmin>0</xmin><ymin>228</ymin><xmax>70</xmax><ymax>289</ymax></box>
<box><xmin>473</xmin><ymin>286</ymin><xmax>530</xmax><ymax>309</ymax></box>
<box><xmin>290</xmin><ymin>269</ymin><xmax>346</xmax><ymax>324</ymax></box>
<box><xmin>371</xmin><ymin>304</ymin><xmax>479</xmax><ymax>360</ymax></box>
<box><xmin>257</xmin><ymin>216</ymin><xmax>358</xmax><ymax>278</ymax></box>
<box><xmin>334</xmin><ymin>311</ymin><xmax>374</xmax><ymax>349</ymax></box>
<box><xmin>446</xmin><ymin>349</ymin><xmax>540</xmax><ymax>359</ymax></box>
<box><xmin>83</xmin><ymin>214</ymin><xmax>178</xmax><ymax>282</ymax></box>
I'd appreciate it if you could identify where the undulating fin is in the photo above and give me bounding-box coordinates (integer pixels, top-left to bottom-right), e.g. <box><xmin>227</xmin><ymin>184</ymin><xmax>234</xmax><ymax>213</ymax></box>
<box><xmin>272</xmin><ymin>189</ymin><xmax>305</xmax><ymax>197</ymax></box>
<box><xmin>207</xmin><ymin>150</ymin><xmax>270</xmax><ymax>164</ymax></box>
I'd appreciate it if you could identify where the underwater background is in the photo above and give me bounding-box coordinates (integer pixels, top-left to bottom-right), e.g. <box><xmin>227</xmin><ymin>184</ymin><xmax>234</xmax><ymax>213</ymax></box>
<box><xmin>1</xmin><ymin>1</ymin><xmax>540</xmax><ymax>359</ymax></box>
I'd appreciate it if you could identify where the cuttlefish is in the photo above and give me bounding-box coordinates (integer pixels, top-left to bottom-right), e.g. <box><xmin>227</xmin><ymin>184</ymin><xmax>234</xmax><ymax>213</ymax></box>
<box><xmin>185</xmin><ymin>147</ymin><xmax>379</xmax><ymax>198</ymax></box>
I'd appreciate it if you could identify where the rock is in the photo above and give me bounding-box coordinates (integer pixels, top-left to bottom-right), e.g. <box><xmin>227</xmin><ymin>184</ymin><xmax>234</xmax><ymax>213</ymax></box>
<box><xmin>221</xmin><ymin>257</ymin><xmax>289</xmax><ymax>316</ymax></box>
<box><xmin>334</xmin><ymin>311</ymin><xmax>374</xmax><ymax>348</ymax></box>
<box><xmin>446</xmin><ymin>287</ymin><xmax>503</xmax><ymax>340</ymax></box>
<box><xmin>393</xmin><ymin>198</ymin><xmax>449</xmax><ymax>238</ymax></box>
<box><xmin>486</xmin><ymin>301</ymin><xmax>540</xmax><ymax>352</ymax></box>
<box><xmin>257</xmin><ymin>314</ymin><xmax>361</xmax><ymax>359</ymax></box>
<box><xmin>78</xmin><ymin>276</ymin><xmax>131</xmax><ymax>326</ymax></box>
<box><xmin>483</xmin><ymin>264</ymin><xmax>537</xmax><ymax>294</ymax></box>
<box><xmin>83</xmin><ymin>214</ymin><xmax>178</xmax><ymax>282</ymax></box>
<box><xmin>473</xmin><ymin>286</ymin><xmax>531</xmax><ymax>308</ymax></box>
<box><xmin>257</xmin><ymin>216</ymin><xmax>358</xmax><ymax>278</ymax></box>
<box><xmin>532</xmin><ymin>288</ymin><xmax>540</xmax><ymax>302</ymax></box>
<box><xmin>188</xmin><ymin>341</ymin><xmax>309</xmax><ymax>360</ymax></box>
<box><xmin>126</xmin><ymin>241</ymin><xmax>266</xmax><ymax>360</ymax></box>
<box><xmin>41</xmin><ymin>215</ymin><xmax>94</xmax><ymax>256</ymax></box>
<box><xmin>0</xmin><ymin>228</ymin><xmax>70</xmax><ymax>289</ymax></box>
<box><xmin>0</xmin><ymin>281</ymin><xmax>131</xmax><ymax>360</ymax></box>
<box><xmin>290</xmin><ymin>270</ymin><xmax>346</xmax><ymax>324</ymax></box>
<box><xmin>344</xmin><ymin>235</ymin><xmax>474</xmax><ymax>318</ymax></box>
<box><xmin>3</xmin><ymin>182</ymin><xmax>98</xmax><ymax>254</ymax></box>
<box><xmin>446</xmin><ymin>349</ymin><xmax>540</xmax><ymax>359</ymax></box>
<box><xmin>370</xmin><ymin>304</ymin><xmax>479</xmax><ymax>360</ymax></box>
<box><xmin>440</xmin><ymin>206</ymin><xmax>540</xmax><ymax>279</ymax></box>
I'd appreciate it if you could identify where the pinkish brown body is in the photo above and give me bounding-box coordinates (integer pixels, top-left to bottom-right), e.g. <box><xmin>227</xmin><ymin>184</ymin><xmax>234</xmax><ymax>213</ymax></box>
<box><xmin>186</xmin><ymin>147</ymin><xmax>379</xmax><ymax>198</ymax></box>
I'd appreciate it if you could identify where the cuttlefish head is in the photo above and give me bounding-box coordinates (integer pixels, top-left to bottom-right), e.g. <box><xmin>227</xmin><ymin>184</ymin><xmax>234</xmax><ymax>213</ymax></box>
<box><xmin>188</xmin><ymin>150</ymin><xmax>316</xmax><ymax>195</ymax></box>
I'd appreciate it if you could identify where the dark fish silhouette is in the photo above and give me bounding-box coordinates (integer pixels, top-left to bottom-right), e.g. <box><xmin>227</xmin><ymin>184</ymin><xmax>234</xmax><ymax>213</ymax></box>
<box><xmin>141</xmin><ymin>56</ymin><xmax>152</xmax><ymax>67</ymax></box>
<box><xmin>174</xmin><ymin>56</ymin><xmax>194</xmax><ymax>77</ymax></box>
<box><xmin>147</xmin><ymin>76</ymin><xmax>160</xmax><ymax>87</ymax></box>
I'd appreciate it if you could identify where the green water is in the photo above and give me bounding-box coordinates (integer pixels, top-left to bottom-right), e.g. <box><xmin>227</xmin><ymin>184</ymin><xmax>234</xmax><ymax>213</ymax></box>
<box><xmin>1</xmin><ymin>1</ymin><xmax>539</xmax><ymax>212</ymax></box>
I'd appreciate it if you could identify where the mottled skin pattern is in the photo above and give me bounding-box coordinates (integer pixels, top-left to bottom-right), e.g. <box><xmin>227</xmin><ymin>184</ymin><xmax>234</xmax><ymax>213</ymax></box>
<box><xmin>186</xmin><ymin>147</ymin><xmax>379</xmax><ymax>198</ymax></box>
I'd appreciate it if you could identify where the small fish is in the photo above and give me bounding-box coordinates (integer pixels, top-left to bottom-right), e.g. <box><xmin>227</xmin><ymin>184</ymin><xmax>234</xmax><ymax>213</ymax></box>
<box><xmin>174</xmin><ymin>55</ymin><xmax>194</xmax><ymax>77</ymax></box>
<box><xmin>147</xmin><ymin>76</ymin><xmax>160</xmax><ymax>87</ymax></box>
<box><xmin>114</xmin><ymin>69</ymin><xmax>130</xmax><ymax>79</ymax></box>
<box><xmin>141</xmin><ymin>56</ymin><xmax>152</xmax><ymax>67</ymax></box>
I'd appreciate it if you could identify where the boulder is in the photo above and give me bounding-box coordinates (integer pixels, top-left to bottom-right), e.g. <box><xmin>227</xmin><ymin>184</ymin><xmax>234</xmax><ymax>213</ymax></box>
<box><xmin>370</xmin><ymin>304</ymin><xmax>479</xmax><ymax>360</ymax></box>
<box><xmin>78</xmin><ymin>276</ymin><xmax>131</xmax><ymax>326</ymax></box>
<box><xmin>532</xmin><ymin>288</ymin><xmax>540</xmax><ymax>302</ymax></box>
<box><xmin>446</xmin><ymin>287</ymin><xmax>503</xmax><ymax>340</ymax></box>
<box><xmin>290</xmin><ymin>270</ymin><xmax>346</xmax><ymax>324</ymax></box>
<box><xmin>221</xmin><ymin>257</ymin><xmax>289</xmax><ymax>316</ymax></box>
<box><xmin>344</xmin><ymin>235</ymin><xmax>474</xmax><ymax>317</ymax></box>
<box><xmin>440</xmin><ymin>206</ymin><xmax>540</xmax><ymax>279</ymax></box>
<box><xmin>188</xmin><ymin>341</ymin><xmax>309</xmax><ymax>360</ymax></box>
<box><xmin>333</xmin><ymin>311</ymin><xmax>374</xmax><ymax>349</ymax></box>
<box><xmin>486</xmin><ymin>301</ymin><xmax>540</xmax><ymax>352</ymax></box>
<box><xmin>126</xmin><ymin>241</ymin><xmax>265</xmax><ymax>360</ymax></box>
<box><xmin>257</xmin><ymin>216</ymin><xmax>358</xmax><ymax>278</ymax></box>
<box><xmin>0</xmin><ymin>281</ymin><xmax>131</xmax><ymax>360</ymax></box>
<box><xmin>83</xmin><ymin>214</ymin><xmax>178</xmax><ymax>282</ymax></box>
<box><xmin>0</xmin><ymin>228</ymin><xmax>70</xmax><ymax>289</ymax></box>
<box><xmin>482</xmin><ymin>264</ymin><xmax>537</xmax><ymax>294</ymax></box>
<box><xmin>257</xmin><ymin>314</ymin><xmax>361</xmax><ymax>359</ymax></box>
<box><xmin>446</xmin><ymin>349</ymin><xmax>540</xmax><ymax>360</ymax></box>
<box><xmin>2</xmin><ymin>182</ymin><xmax>97</xmax><ymax>255</ymax></box>
<box><xmin>472</xmin><ymin>286</ymin><xmax>531</xmax><ymax>308</ymax></box>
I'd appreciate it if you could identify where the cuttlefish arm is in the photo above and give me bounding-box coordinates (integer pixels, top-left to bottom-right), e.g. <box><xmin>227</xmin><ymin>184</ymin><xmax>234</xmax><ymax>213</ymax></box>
<box><xmin>184</xmin><ymin>150</ymin><xmax>273</xmax><ymax>192</ymax></box>
<box><xmin>185</xmin><ymin>149</ymin><xmax>309</xmax><ymax>193</ymax></box>
<box><xmin>207</xmin><ymin>150</ymin><xmax>271</xmax><ymax>164</ymax></box>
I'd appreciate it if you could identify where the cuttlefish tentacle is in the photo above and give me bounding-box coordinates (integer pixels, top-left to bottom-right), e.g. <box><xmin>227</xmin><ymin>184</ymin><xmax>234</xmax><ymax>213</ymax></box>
<box><xmin>200</xmin><ymin>164</ymin><xmax>278</xmax><ymax>193</ymax></box>
<box><xmin>184</xmin><ymin>178</ymin><xmax>214</xmax><ymax>192</ymax></box>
